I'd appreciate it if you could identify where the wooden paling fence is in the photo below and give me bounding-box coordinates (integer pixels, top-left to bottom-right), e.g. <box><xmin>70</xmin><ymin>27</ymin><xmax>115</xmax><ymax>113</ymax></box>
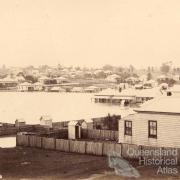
<box><xmin>82</xmin><ymin>129</ymin><xmax>118</xmax><ymax>141</ymax></box>
<box><xmin>16</xmin><ymin>135</ymin><xmax>180</xmax><ymax>163</ymax></box>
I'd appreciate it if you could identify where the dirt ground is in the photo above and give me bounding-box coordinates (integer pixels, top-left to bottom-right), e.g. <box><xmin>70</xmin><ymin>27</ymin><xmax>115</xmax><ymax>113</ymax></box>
<box><xmin>0</xmin><ymin>147</ymin><xmax>179</xmax><ymax>180</ymax></box>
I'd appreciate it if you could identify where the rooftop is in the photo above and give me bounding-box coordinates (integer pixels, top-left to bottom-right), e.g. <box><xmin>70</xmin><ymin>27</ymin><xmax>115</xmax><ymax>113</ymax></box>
<box><xmin>134</xmin><ymin>96</ymin><xmax>180</xmax><ymax>114</ymax></box>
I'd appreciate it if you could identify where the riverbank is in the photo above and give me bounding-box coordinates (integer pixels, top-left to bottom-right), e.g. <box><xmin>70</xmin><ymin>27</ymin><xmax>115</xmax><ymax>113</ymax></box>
<box><xmin>0</xmin><ymin>147</ymin><xmax>179</xmax><ymax>180</ymax></box>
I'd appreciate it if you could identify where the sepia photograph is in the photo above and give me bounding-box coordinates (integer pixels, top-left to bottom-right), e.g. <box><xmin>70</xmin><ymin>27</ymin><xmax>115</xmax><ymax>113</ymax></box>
<box><xmin>0</xmin><ymin>0</ymin><xmax>179</xmax><ymax>179</ymax></box>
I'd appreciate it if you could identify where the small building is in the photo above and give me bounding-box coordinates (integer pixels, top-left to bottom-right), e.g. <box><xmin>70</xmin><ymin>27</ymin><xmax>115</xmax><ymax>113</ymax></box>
<box><xmin>119</xmin><ymin>97</ymin><xmax>180</xmax><ymax>148</ymax></box>
<box><xmin>117</xmin><ymin>83</ymin><xmax>129</xmax><ymax>92</ymax></box>
<box><xmin>125</xmin><ymin>77</ymin><xmax>140</xmax><ymax>85</ymax></box>
<box><xmin>33</xmin><ymin>82</ymin><xmax>43</xmax><ymax>91</ymax></box>
<box><xmin>173</xmin><ymin>74</ymin><xmax>180</xmax><ymax>82</ymax></box>
<box><xmin>15</xmin><ymin>119</ymin><xmax>26</xmax><ymax>127</ymax></box>
<box><xmin>143</xmin><ymin>80</ymin><xmax>156</xmax><ymax>89</ymax></box>
<box><xmin>38</xmin><ymin>76</ymin><xmax>51</xmax><ymax>85</ymax></box>
<box><xmin>68</xmin><ymin>120</ymin><xmax>82</xmax><ymax>139</ymax></box>
<box><xmin>0</xmin><ymin>77</ymin><xmax>18</xmax><ymax>90</ymax></box>
<box><xmin>134</xmin><ymin>84</ymin><xmax>143</xmax><ymax>90</ymax></box>
<box><xmin>40</xmin><ymin>115</ymin><xmax>52</xmax><ymax>128</ymax></box>
<box><xmin>81</xmin><ymin>119</ymin><xmax>93</xmax><ymax>129</ymax></box>
<box><xmin>159</xmin><ymin>83</ymin><xmax>168</xmax><ymax>90</ymax></box>
<box><xmin>106</xmin><ymin>74</ymin><xmax>121</xmax><ymax>83</ymax></box>
<box><xmin>55</xmin><ymin>77</ymin><xmax>68</xmax><ymax>84</ymax></box>
<box><xmin>18</xmin><ymin>82</ymin><xmax>34</xmax><ymax>92</ymax></box>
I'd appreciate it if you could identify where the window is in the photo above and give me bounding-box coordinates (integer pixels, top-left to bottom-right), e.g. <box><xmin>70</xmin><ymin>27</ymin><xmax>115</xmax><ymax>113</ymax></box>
<box><xmin>124</xmin><ymin>120</ymin><xmax>132</xmax><ymax>136</ymax></box>
<box><xmin>148</xmin><ymin>120</ymin><xmax>157</xmax><ymax>138</ymax></box>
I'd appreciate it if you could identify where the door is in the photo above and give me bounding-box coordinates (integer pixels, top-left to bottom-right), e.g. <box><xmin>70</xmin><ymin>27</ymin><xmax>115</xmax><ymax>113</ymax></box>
<box><xmin>75</xmin><ymin>125</ymin><xmax>80</xmax><ymax>139</ymax></box>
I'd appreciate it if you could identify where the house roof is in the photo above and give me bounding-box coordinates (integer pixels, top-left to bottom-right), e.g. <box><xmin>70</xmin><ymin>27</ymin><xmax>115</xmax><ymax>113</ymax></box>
<box><xmin>71</xmin><ymin>87</ymin><xmax>83</xmax><ymax>92</ymax></box>
<box><xmin>55</xmin><ymin>77</ymin><xmax>66</xmax><ymax>80</ymax></box>
<box><xmin>33</xmin><ymin>82</ymin><xmax>43</xmax><ymax>86</ymax></box>
<box><xmin>84</xmin><ymin>119</ymin><xmax>93</xmax><ymax>123</ymax></box>
<box><xmin>0</xmin><ymin>77</ymin><xmax>17</xmax><ymax>82</ymax></box>
<box><xmin>50</xmin><ymin>86</ymin><xmax>65</xmax><ymax>91</ymax></box>
<box><xmin>134</xmin><ymin>96</ymin><xmax>180</xmax><ymax>114</ymax></box>
<box><xmin>19</xmin><ymin>82</ymin><xmax>32</xmax><ymax>86</ymax></box>
<box><xmin>85</xmin><ymin>86</ymin><xmax>99</xmax><ymax>90</ymax></box>
<box><xmin>39</xmin><ymin>76</ymin><xmax>50</xmax><ymax>80</ymax></box>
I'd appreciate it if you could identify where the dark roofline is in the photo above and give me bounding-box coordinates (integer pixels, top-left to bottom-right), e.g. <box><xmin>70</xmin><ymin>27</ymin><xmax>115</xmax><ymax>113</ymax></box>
<box><xmin>134</xmin><ymin>110</ymin><xmax>180</xmax><ymax>116</ymax></box>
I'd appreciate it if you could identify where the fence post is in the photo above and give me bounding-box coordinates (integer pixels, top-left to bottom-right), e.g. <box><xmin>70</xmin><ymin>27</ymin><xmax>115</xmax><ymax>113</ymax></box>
<box><xmin>28</xmin><ymin>135</ymin><xmax>30</xmax><ymax>147</ymax></box>
<box><xmin>121</xmin><ymin>143</ymin><xmax>123</xmax><ymax>157</ymax></box>
<box><xmin>54</xmin><ymin>138</ymin><xmax>56</xmax><ymax>150</ymax></box>
<box><xmin>16</xmin><ymin>135</ymin><xmax>18</xmax><ymax>146</ymax></box>
<box><xmin>68</xmin><ymin>139</ymin><xmax>70</xmax><ymax>152</ymax></box>
<box><xmin>85</xmin><ymin>141</ymin><xmax>87</xmax><ymax>154</ymax></box>
<box><xmin>140</xmin><ymin>145</ymin><xmax>143</xmax><ymax>161</ymax></box>
<box><xmin>102</xmin><ymin>142</ymin><xmax>104</xmax><ymax>156</ymax></box>
<box><xmin>40</xmin><ymin>137</ymin><xmax>43</xmax><ymax>149</ymax></box>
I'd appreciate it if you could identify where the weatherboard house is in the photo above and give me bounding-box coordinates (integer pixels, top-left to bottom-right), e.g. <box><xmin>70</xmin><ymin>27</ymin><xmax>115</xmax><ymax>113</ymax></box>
<box><xmin>119</xmin><ymin>96</ymin><xmax>180</xmax><ymax>148</ymax></box>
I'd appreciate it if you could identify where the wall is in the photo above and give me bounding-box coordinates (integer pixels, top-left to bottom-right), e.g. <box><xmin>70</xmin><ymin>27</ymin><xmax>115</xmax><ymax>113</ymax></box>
<box><xmin>119</xmin><ymin>113</ymin><xmax>180</xmax><ymax>148</ymax></box>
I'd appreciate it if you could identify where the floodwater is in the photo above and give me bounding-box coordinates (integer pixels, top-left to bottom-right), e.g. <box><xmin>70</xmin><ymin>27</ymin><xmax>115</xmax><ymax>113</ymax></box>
<box><xmin>0</xmin><ymin>136</ymin><xmax>16</xmax><ymax>148</ymax></box>
<box><xmin>0</xmin><ymin>92</ymin><xmax>133</xmax><ymax>124</ymax></box>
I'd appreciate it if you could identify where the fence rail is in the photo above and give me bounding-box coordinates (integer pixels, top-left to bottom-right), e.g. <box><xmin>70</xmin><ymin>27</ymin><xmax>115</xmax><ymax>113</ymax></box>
<box><xmin>16</xmin><ymin>135</ymin><xmax>180</xmax><ymax>163</ymax></box>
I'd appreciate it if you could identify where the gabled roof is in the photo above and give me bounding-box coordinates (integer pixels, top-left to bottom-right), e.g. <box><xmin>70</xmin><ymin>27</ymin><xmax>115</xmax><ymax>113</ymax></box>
<box><xmin>33</xmin><ymin>82</ymin><xmax>43</xmax><ymax>86</ymax></box>
<box><xmin>55</xmin><ymin>76</ymin><xmax>66</xmax><ymax>80</ymax></box>
<box><xmin>134</xmin><ymin>96</ymin><xmax>180</xmax><ymax>114</ymax></box>
<box><xmin>0</xmin><ymin>77</ymin><xmax>17</xmax><ymax>82</ymax></box>
<box><xmin>68</xmin><ymin>120</ymin><xmax>81</xmax><ymax>126</ymax></box>
<box><xmin>19</xmin><ymin>82</ymin><xmax>32</xmax><ymax>86</ymax></box>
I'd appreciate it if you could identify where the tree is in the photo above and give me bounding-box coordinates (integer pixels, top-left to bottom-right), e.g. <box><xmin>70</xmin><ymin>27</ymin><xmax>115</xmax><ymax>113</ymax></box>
<box><xmin>102</xmin><ymin>64</ymin><xmax>114</xmax><ymax>71</ymax></box>
<box><xmin>24</xmin><ymin>75</ymin><xmax>38</xmax><ymax>83</ymax></box>
<box><xmin>160</xmin><ymin>62</ymin><xmax>172</xmax><ymax>74</ymax></box>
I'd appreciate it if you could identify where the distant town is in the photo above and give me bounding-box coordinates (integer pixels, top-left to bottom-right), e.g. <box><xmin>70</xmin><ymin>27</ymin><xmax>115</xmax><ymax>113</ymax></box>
<box><xmin>0</xmin><ymin>61</ymin><xmax>179</xmax><ymax>93</ymax></box>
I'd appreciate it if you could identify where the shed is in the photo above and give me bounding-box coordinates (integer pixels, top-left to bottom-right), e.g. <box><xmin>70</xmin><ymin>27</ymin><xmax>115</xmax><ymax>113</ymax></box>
<box><xmin>81</xmin><ymin>119</ymin><xmax>93</xmax><ymax>129</ymax></box>
<box><xmin>40</xmin><ymin>115</ymin><xmax>52</xmax><ymax>128</ymax></box>
<box><xmin>68</xmin><ymin>120</ymin><xmax>82</xmax><ymax>139</ymax></box>
<box><xmin>15</xmin><ymin>119</ymin><xmax>26</xmax><ymax>127</ymax></box>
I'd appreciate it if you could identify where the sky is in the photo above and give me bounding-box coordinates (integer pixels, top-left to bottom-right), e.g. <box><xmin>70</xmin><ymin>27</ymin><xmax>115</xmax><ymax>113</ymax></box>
<box><xmin>0</xmin><ymin>0</ymin><xmax>180</xmax><ymax>68</ymax></box>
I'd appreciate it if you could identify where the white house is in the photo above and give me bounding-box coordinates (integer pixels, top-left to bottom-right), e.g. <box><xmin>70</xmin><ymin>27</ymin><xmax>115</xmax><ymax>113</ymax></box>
<box><xmin>119</xmin><ymin>96</ymin><xmax>180</xmax><ymax>148</ymax></box>
<box><xmin>33</xmin><ymin>82</ymin><xmax>43</xmax><ymax>91</ymax></box>
<box><xmin>55</xmin><ymin>77</ymin><xmax>67</xmax><ymax>84</ymax></box>
<box><xmin>18</xmin><ymin>82</ymin><xmax>34</xmax><ymax>92</ymax></box>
